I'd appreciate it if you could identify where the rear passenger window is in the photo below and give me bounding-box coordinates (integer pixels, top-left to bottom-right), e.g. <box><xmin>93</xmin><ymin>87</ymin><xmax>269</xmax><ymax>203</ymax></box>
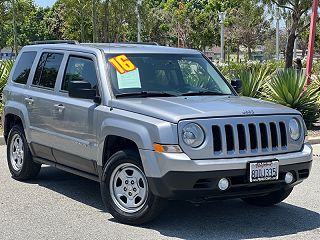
<box><xmin>33</xmin><ymin>52</ymin><xmax>63</xmax><ymax>89</ymax></box>
<box><xmin>61</xmin><ymin>56</ymin><xmax>98</xmax><ymax>91</ymax></box>
<box><xmin>12</xmin><ymin>51</ymin><xmax>37</xmax><ymax>84</ymax></box>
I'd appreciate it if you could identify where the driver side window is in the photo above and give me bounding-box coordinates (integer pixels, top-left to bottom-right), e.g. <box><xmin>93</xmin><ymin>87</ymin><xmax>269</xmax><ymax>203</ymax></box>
<box><xmin>62</xmin><ymin>56</ymin><xmax>98</xmax><ymax>91</ymax></box>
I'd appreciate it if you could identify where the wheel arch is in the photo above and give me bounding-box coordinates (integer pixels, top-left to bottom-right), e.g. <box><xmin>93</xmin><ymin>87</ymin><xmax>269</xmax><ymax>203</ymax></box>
<box><xmin>102</xmin><ymin>135</ymin><xmax>140</xmax><ymax>168</ymax></box>
<box><xmin>3</xmin><ymin>104</ymin><xmax>29</xmax><ymax>143</ymax></box>
<box><xmin>98</xmin><ymin>119</ymin><xmax>154</xmax><ymax>176</ymax></box>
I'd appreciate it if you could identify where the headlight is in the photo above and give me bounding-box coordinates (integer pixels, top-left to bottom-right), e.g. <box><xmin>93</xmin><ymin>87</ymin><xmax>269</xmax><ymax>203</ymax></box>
<box><xmin>182</xmin><ymin>123</ymin><xmax>205</xmax><ymax>148</ymax></box>
<box><xmin>289</xmin><ymin>118</ymin><xmax>301</xmax><ymax>140</ymax></box>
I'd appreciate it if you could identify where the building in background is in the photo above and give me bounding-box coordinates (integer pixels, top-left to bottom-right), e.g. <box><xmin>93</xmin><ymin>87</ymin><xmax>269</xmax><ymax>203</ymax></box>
<box><xmin>0</xmin><ymin>48</ymin><xmax>16</xmax><ymax>60</ymax></box>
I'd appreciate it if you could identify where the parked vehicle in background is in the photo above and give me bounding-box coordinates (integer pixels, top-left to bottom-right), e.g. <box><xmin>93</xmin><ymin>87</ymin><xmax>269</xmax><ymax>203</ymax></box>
<box><xmin>2</xmin><ymin>41</ymin><xmax>313</xmax><ymax>224</ymax></box>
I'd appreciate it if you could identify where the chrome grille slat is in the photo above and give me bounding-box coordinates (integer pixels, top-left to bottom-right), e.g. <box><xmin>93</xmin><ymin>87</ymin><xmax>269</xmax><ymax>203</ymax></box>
<box><xmin>244</xmin><ymin>124</ymin><xmax>251</xmax><ymax>152</ymax></box>
<box><xmin>255</xmin><ymin>123</ymin><xmax>262</xmax><ymax>153</ymax></box>
<box><xmin>276</xmin><ymin>122</ymin><xmax>282</xmax><ymax>149</ymax></box>
<box><xmin>266</xmin><ymin>123</ymin><xmax>272</xmax><ymax>150</ymax></box>
<box><xmin>232</xmin><ymin>124</ymin><xmax>240</xmax><ymax>155</ymax></box>
<box><xmin>220</xmin><ymin>124</ymin><xmax>228</xmax><ymax>155</ymax></box>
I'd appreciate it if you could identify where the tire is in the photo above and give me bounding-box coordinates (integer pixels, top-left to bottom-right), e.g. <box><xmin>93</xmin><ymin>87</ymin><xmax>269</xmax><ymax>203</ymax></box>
<box><xmin>7</xmin><ymin>124</ymin><xmax>41</xmax><ymax>181</ymax></box>
<box><xmin>241</xmin><ymin>187</ymin><xmax>293</xmax><ymax>206</ymax></box>
<box><xmin>100</xmin><ymin>149</ymin><xmax>167</xmax><ymax>225</ymax></box>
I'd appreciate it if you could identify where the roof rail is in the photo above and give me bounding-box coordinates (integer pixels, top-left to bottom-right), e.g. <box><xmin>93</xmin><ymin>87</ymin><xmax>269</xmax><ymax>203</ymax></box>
<box><xmin>118</xmin><ymin>42</ymin><xmax>160</xmax><ymax>46</ymax></box>
<box><xmin>30</xmin><ymin>40</ymin><xmax>79</xmax><ymax>45</ymax></box>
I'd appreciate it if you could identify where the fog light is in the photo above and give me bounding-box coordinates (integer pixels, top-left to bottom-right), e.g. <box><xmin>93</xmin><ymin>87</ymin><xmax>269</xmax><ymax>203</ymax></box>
<box><xmin>218</xmin><ymin>178</ymin><xmax>230</xmax><ymax>191</ymax></box>
<box><xmin>285</xmin><ymin>172</ymin><xmax>294</xmax><ymax>184</ymax></box>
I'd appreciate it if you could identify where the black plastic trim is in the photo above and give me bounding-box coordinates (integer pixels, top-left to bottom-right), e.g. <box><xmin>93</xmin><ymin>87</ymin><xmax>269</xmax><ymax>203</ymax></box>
<box><xmin>147</xmin><ymin>161</ymin><xmax>312</xmax><ymax>200</ymax></box>
<box><xmin>33</xmin><ymin>157</ymin><xmax>99</xmax><ymax>182</ymax></box>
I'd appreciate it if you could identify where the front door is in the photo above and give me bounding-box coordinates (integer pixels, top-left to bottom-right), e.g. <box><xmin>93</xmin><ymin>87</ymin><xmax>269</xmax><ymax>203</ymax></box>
<box><xmin>49</xmin><ymin>53</ymin><xmax>99</xmax><ymax>174</ymax></box>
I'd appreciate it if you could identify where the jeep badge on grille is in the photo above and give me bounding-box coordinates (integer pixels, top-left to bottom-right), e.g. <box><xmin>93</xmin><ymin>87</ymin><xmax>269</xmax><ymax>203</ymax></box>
<box><xmin>242</xmin><ymin>110</ymin><xmax>255</xmax><ymax>115</ymax></box>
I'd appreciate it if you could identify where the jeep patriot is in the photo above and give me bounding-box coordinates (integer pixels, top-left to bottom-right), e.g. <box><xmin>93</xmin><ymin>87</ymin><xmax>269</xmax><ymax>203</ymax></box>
<box><xmin>3</xmin><ymin>41</ymin><xmax>312</xmax><ymax>224</ymax></box>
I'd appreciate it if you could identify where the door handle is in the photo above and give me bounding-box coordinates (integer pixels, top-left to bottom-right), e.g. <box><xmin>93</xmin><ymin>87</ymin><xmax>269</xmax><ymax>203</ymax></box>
<box><xmin>24</xmin><ymin>97</ymin><xmax>34</xmax><ymax>105</ymax></box>
<box><xmin>54</xmin><ymin>104</ymin><xmax>65</xmax><ymax>113</ymax></box>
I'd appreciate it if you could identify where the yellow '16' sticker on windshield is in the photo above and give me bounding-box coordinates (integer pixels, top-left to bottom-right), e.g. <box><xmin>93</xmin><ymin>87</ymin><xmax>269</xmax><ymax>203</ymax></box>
<box><xmin>109</xmin><ymin>55</ymin><xmax>136</xmax><ymax>74</ymax></box>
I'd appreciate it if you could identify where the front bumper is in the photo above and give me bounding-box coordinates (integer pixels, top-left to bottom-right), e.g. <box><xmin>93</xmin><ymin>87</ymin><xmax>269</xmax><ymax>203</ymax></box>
<box><xmin>147</xmin><ymin>161</ymin><xmax>312</xmax><ymax>199</ymax></box>
<box><xmin>139</xmin><ymin>143</ymin><xmax>313</xmax><ymax>200</ymax></box>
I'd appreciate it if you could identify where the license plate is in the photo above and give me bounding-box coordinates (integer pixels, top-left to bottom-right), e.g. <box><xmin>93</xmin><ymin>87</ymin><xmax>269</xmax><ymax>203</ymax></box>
<box><xmin>249</xmin><ymin>161</ymin><xmax>279</xmax><ymax>182</ymax></box>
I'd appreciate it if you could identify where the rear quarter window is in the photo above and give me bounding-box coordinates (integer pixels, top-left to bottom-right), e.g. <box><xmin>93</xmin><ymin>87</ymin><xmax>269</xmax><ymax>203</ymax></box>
<box><xmin>12</xmin><ymin>51</ymin><xmax>37</xmax><ymax>84</ymax></box>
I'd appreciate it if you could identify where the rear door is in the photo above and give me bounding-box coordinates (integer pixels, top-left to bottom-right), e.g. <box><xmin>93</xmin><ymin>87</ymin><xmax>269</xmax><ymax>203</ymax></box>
<box><xmin>49</xmin><ymin>52</ymin><xmax>99</xmax><ymax>174</ymax></box>
<box><xmin>25</xmin><ymin>50</ymin><xmax>64</xmax><ymax>162</ymax></box>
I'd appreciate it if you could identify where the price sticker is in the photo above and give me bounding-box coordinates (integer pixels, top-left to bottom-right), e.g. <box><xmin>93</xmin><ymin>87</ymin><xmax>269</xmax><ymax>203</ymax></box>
<box><xmin>109</xmin><ymin>55</ymin><xmax>136</xmax><ymax>74</ymax></box>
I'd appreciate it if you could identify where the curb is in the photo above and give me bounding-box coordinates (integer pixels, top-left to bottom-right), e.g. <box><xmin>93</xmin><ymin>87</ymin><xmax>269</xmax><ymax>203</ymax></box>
<box><xmin>0</xmin><ymin>136</ymin><xmax>4</xmax><ymax>146</ymax></box>
<box><xmin>308</xmin><ymin>137</ymin><xmax>320</xmax><ymax>145</ymax></box>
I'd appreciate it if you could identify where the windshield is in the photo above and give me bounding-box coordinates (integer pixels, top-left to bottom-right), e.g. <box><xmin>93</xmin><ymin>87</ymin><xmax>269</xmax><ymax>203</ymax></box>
<box><xmin>106</xmin><ymin>53</ymin><xmax>233</xmax><ymax>97</ymax></box>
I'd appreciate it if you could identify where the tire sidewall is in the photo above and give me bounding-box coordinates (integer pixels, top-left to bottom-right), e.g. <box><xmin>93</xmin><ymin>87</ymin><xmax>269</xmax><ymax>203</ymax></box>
<box><xmin>100</xmin><ymin>150</ymin><xmax>157</xmax><ymax>224</ymax></box>
<box><xmin>7</xmin><ymin>125</ymin><xmax>29</xmax><ymax>178</ymax></box>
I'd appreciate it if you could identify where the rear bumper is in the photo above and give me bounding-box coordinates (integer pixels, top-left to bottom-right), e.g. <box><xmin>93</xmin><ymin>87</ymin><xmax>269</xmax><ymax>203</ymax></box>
<box><xmin>147</xmin><ymin>161</ymin><xmax>312</xmax><ymax>200</ymax></box>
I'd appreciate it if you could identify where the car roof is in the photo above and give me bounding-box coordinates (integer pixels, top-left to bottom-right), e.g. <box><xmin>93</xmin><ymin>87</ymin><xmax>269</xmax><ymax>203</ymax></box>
<box><xmin>22</xmin><ymin>43</ymin><xmax>201</xmax><ymax>55</ymax></box>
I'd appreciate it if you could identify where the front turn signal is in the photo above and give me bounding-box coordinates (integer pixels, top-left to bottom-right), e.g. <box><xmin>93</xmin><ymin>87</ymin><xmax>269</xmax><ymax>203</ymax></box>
<box><xmin>153</xmin><ymin>144</ymin><xmax>183</xmax><ymax>153</ymax></box>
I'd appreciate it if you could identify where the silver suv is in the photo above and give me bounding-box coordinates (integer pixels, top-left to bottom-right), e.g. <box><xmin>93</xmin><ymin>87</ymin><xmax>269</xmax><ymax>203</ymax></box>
<box><xmin>3</xmin><ymin>41</ymin><xmax>312</xmax><ymax>224</ymax></box>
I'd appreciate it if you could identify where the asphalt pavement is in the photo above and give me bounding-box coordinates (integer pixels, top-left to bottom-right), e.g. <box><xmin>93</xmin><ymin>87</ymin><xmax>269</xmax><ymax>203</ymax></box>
<box><xmin>0</xmin><ymin>145</ymin><xmax>319</xmax><ymax>240</ymax></box>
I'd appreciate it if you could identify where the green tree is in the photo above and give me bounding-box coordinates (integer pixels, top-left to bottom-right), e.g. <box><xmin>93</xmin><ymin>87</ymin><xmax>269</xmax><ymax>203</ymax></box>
<box><xmin>226</xmin><ymin>0</ymin><xmax>269</xmax><ymax>61</ymax></box>
<box><xmin>264</xmin><ymin>0</ymin><xmax>313</xmax><ymax>68</ymax></box>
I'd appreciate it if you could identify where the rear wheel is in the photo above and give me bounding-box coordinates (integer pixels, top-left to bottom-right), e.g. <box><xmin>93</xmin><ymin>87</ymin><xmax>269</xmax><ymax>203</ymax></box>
<box><xmin>7</xmin><ymin>125</ymin><xmax>41</xmax><ymax>180</ymax></box>
<box><xmin>100</xmin><ymin>149</ymin><xmax>166</xmax><ymax>225</ymax></box>
<box><xmin>241</xmin><ymin>187</ymin><xmax>293</xmax><ymax>206</ymax></box>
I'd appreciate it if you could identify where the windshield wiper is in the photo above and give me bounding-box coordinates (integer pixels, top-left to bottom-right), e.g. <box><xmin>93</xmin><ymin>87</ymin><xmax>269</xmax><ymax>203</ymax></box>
<box><xmin>115</xmin><ymin>91</ymin><xmax>177</xmax><ymax>98</ymax></box>
<box><xmin>180</xmin><ymin>91</ymin><xmax>231</xmax><ymax>96</ymax></box>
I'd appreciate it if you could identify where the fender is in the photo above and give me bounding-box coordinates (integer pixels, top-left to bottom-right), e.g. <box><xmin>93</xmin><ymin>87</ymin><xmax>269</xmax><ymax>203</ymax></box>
<box><xmin>4</xmin><ymin>100</ymin><xmax>31</xmax><ymax>142</ymax></box>
<box><xmin>97</xmin><ymin>118</ymin><xmax>153</xmax><ymax>167</ymax></box>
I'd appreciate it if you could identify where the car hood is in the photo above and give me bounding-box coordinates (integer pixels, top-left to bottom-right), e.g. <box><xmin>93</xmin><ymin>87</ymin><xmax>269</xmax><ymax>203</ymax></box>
<box><xmin>111</xmin><ymin>96</ymin><xmax>300</xmax><ymax>123</ymax></box>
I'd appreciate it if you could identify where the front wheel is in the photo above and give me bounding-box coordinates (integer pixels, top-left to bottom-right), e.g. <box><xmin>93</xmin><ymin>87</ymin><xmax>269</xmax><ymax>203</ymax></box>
<box><xmin>100</xmin><ymin>149</ymin><xmax>166</xmax><ymax>225</ymax></box>
<box><xmin>241</xmin><ymin>187</ymin><xmax>293</xmax><ymax>206</ymax></box>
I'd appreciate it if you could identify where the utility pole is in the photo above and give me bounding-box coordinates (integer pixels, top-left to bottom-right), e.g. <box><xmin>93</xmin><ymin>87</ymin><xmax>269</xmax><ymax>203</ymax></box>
<box><xmin>275</xmin><ymin>7</ymin><xmax>280</xmax><ymax>60</ymax></box>
<box><xmin>219</xmin><ymin>12</ymin><xmax>226</xmax><ymax>63</ymax></box>
<box><xmin>136</xmin><ymin>0</ymin><xmax>142</xmax><ymax>42</ymax></box>
<box><xmin>92</xmin><ymin>0</ymin><xmax>97</xmax><ymax>43</ymax></box>
<box><xmin>12</xmin><ymin>0</ymin><xmax>18</xmax><ymax>56</ymax></box>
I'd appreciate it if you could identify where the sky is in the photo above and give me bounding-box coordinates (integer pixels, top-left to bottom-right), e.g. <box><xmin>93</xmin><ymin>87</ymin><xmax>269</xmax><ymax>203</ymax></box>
<box><xmin>34</xmin><ymin>0</ymin><xmax>56</xmax><ymax>7</ymax></box>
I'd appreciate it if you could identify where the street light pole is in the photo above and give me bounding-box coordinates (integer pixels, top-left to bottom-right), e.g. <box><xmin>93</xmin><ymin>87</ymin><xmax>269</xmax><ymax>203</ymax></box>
<box><xmin>136</xmin><ymin>0</ymin><xmax>142</xmax><ymax>42</ymax></box>
<box><xmin>219</xmin><ymin>12</ymin><xmax>226</xmax><ymax>63</ymax></box>
<box><xmin>12</xmin><ymin>0</ymin><xmax>18</xmax><ymax>56</ymax></box>
<box><xmin>275</xmin><ymin>7</ymin><xmax>280</xmax><ymax>60</ymax></box>
<box><xmin>92</xmin><ymin>0</ymin><xmax>97</xmax><ymax>43</ymax></box>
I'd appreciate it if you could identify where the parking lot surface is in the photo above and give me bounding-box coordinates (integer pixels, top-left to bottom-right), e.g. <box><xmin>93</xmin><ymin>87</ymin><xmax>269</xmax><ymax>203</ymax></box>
<box><xmin>0</xmin><ymin>145</ymin><xmax>319</xmax><ymax>240</ymax></box>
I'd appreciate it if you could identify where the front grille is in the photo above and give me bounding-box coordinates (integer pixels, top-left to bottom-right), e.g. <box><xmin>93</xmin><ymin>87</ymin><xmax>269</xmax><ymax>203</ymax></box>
<box><xmin>212</xmin><ymin>121</ymin><xmax>288</xmax><ymax>156</ymax></box>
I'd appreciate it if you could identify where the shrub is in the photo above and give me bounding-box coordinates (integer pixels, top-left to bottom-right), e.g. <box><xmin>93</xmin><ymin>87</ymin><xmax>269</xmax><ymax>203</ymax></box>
<box><xmin>0</xmin><ymin>60</ymin><xmax>14</xmax><ymax>114</ymax></box>
<box><xmin>263</xmin><ymin>69</ymin><xmax>320</xmax><ymax>129</ymax></box>
<box><xmin>235</xmin><ymin>65</ymin><xmax>273</xmax><ymax>98</ymax></box>
<box><xmin>216</xmin><ymin>61</ymin><xmax>282</xmax><ymax>81</ymax></box>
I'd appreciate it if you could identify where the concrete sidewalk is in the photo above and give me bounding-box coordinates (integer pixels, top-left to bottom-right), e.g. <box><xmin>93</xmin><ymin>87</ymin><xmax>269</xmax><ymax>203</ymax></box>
<box><xmin>312</xmin><ymin>144</ymin><xmax>320</xmax><ymax>157</ymax></box>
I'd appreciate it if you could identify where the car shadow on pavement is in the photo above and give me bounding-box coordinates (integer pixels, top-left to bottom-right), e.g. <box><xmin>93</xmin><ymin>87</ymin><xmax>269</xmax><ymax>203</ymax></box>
<box><xmin>29</xmin><ymin>166</ymin><xmax>105</xmax><ymax>211</ymax></box>
<box><xmin>145</xmin><ymin>200</ymin><xmax>320</xmax><ymax>240</ymax></box>
<box><xmin>31</xmin><ymin>166</ymin><xmax>320</xmax><ymax>240</ymax></box>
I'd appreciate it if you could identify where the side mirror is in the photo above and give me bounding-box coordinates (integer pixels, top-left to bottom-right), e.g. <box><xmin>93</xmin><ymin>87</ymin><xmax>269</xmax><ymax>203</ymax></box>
<box><xmin>68</xmin><ymin>81</ymin><xmax>96</xmax><ymax>100</ymax></box>
<box><xmin>231</xmin><ymin>79</ymin><xmax>242</xmax><ymax>94</ymax></box>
